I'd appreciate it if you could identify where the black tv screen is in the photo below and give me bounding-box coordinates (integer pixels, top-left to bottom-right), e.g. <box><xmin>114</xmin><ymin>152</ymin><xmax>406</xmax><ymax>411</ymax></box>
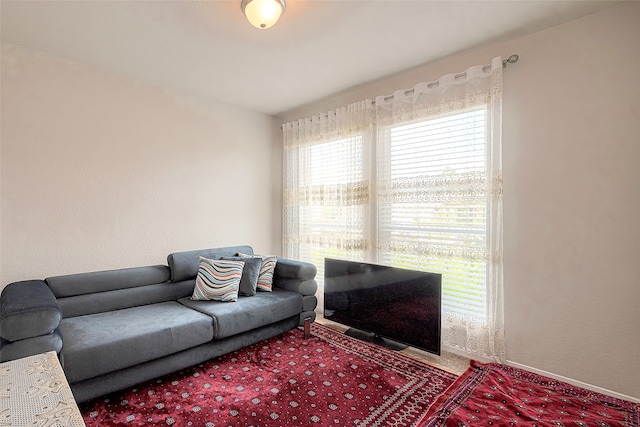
<box><xmin>324</xmin><ymin>258</ymin><xmax>441</xmax><ymax>355</ymax></box>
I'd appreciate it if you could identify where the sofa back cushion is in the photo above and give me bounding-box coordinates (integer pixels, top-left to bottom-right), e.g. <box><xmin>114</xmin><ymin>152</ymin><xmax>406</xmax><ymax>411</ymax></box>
<box><xmin>167</xmin><ymin>245</ymin><xmax>254</xmax><ymax>282</ymax></box>
<box><xmin>46</xmin><ymin>265</ymin><xmax>176</xmax><ymax>318</ymax></box>
<box><xmin>47</xmin><ymin>265</ymin><xmax>170</xmax><ymax>297</ymax></box>
<box><xmin>56</xmin><ymin>281</ymin><xmax>195</xmax><ymax>318</ymax></box>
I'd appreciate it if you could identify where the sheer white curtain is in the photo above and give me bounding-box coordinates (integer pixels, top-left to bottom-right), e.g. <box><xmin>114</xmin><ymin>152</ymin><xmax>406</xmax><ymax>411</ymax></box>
<box><xmin>283</xmin><ymin>57</ymin><xmax>504</xmax><ymax>361</ymax></box>
<box><xmin>282</xmin><ymin>101</ymin><xmax>375</xmax><ymax>312</ymax></box>
<box><xmin>374</xmin><ymin>57</ymin><xmax>505</xmax><ymax>361</ymax></box>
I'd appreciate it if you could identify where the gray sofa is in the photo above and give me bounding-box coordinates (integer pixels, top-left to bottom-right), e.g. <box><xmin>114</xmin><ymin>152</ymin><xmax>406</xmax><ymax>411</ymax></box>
<box><xmin>0</xmin><ymin>245</ymin><xmax>317</xmax><ymax>403</ymax></box>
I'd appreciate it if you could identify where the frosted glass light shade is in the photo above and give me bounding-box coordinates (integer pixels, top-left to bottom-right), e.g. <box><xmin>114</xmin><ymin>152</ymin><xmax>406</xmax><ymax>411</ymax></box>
<box><xmin>241</xmin><ymin>0</ymin><xmax>285</xmax><ymax>29</ymax></box>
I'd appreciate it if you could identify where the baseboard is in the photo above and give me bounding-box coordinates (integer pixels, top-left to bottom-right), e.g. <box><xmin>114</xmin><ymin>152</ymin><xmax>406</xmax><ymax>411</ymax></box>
<box><xmin>506</xmin><ymin>360</ymin><xmax>640</xmax><ymax>404</ymax></box>
<box><xmin>320</xmin><ymin>325</ymin><xmax>640</xmax><ymax>403</ymax></box>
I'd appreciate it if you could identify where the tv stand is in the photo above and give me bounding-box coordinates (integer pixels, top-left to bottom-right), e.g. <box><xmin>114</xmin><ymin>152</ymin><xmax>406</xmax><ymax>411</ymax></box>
<box><xmin>344</xmin><ymin>327</ymin><xmax>408</xmax><ymax>351</ymax></box>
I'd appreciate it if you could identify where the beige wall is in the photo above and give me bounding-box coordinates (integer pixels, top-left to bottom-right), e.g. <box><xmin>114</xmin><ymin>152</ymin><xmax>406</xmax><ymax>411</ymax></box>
<box><xmin>0</xmin><ymin>42</ymin><xmax>281</xmax><ymax>285</ymax></box>
<box><xmin>279</xmin><ymin>3</ymin><xmax>640</xmax><ymax>399</ymax></box>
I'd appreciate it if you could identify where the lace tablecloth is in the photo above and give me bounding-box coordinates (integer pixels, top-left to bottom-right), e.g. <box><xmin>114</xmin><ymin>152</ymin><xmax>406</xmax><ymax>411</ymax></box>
<box><xmin>0</xmin><ymin>351</ymin><xmax>85</xmax><ymax>426</ymax></box>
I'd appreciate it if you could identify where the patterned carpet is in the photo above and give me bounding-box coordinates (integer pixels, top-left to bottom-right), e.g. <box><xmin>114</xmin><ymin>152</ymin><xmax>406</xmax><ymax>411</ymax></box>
<box><xmin>422</xmin><ymin>360</ymin><xmax>640</xmax><ymax>427</ymax></box>
<box><xmin>81</xmin><ymin>323</ymin><xmax>457</xmax><ymax>426</ymax></box>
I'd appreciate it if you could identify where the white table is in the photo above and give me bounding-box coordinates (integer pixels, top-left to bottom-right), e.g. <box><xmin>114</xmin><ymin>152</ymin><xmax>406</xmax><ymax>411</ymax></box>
<box><xmin>0</xmin><ymin>351</ymin><xmax>85</xmax><ymax>426</ymax></box>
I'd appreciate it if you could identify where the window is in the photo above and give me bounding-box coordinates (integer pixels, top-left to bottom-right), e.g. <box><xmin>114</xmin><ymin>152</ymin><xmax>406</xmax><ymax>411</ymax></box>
<box><xmin>295</xmin><ymin>135</ymin><xmax>369</xmax><ymax>285</ymax></box>
<box><xmin>377</xmin><ymin>108</ymin><xmax>489</xmax><ymax>319</ymax></box>
<box><xmin>283</xmin><ymin>59</ymin><xmax>504</xmax><ymax>359</ymax></box>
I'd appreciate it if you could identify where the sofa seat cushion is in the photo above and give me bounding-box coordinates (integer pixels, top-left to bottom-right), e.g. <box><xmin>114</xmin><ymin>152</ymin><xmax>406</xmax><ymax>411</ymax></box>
<box><xmin>178</xmin><ymin>288</ymin><xmax>303</xmax><ymax>340</ymax></box>
<box><xmin>59</xmin><ymin>302</ymin><xmax>214</xmax><ymax>383</ymax></box>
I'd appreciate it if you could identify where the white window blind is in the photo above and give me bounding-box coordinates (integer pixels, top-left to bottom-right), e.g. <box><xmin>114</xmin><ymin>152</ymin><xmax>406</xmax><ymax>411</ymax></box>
<box><xmin>377</xmin><ymin>108</ymin><xmax>489</xmax><ymax>319</ymax></box>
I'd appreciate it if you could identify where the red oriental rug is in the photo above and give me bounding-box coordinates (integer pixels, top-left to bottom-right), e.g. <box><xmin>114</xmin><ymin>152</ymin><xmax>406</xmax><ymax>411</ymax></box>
<box><xmin>421</xmin><ymin>360</ymin><xmax>640</xmax><ymax>427</ymax></box>
<box><xmin>81</xmin><ymin>323</ymin><xmax>457</xmax><ymax>426</ymax></box>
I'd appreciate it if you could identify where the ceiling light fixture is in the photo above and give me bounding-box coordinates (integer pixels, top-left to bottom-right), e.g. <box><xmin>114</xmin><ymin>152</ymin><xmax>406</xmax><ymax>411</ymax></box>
<box><xmin>241</xmin><ymin>0</ymin><xmax>286</xmax><ymax>30</ymax></box>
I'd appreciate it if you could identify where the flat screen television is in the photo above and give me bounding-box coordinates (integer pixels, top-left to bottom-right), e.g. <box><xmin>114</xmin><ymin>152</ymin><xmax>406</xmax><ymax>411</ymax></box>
<box><xmin>324</xmin><ymin>258</ymin><xmax>441</xmax><ymax>355</ymax></box>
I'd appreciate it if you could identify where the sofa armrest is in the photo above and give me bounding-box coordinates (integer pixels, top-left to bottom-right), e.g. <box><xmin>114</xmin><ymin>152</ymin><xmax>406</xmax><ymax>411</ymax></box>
<box><xmin>274</xmin><ymin>278</ymin><xmax>318</xmax><ymax>296</ymax></box>
<box><xmin>272</xmin><ymin>259</ymin><xmax>318</xmax><ymax>327</ymax></box>
<box><xmin>0</xmin><ymin>328</ymin><xmax>63</xmax><ymax>362</ymax></box>
<box><xmin>273</xmin><ymin>259</ymin><xmax>317</xmax><ymax>281</ymax></box>
<box><xmin>0</xmin><ymin>280</ymin><xmax>63</xmax><ymax>342</ymax></box>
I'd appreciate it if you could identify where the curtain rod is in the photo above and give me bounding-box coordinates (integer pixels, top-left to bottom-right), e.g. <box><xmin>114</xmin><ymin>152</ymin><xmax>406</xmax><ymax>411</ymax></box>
<box><xmin>284</xmin><ymin>54</ymin><xmax>520</xmax><ymax>124</ymax></box>
<box><xmin>496</xmin><ymin>53</ymin><xmax>519</xmax><ymax>70</ymax></box>
<box><xmin>376</xmin><ymin>54</ymin><xmax>519</xmax><ymax>103</ymax></box>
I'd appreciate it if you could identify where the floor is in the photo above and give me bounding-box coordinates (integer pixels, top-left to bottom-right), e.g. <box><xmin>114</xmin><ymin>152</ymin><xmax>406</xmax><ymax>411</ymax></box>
<box><xmin>315</xmin><ymin>316</ymin><xmax>469</xmax><ymax>376</ymax></box>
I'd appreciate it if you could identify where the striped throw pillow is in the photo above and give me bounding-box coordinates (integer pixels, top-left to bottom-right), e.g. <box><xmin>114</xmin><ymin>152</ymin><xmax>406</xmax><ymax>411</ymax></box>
<box><xmin>237</xmin><ymin>253</ymin><xmax>278</xmax><ymax>292</ymax></box>
<box><xmin>191</xmin><ymin>257</ymin><xmax>244</xmax><ymax>302</ymax></box>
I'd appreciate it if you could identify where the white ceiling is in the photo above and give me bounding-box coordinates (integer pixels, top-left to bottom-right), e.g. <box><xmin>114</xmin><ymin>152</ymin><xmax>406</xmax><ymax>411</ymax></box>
<box><xmin>1</xmin><ymin>0</ymin><xmax>621</xmax><ymax>115</ymax></box>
